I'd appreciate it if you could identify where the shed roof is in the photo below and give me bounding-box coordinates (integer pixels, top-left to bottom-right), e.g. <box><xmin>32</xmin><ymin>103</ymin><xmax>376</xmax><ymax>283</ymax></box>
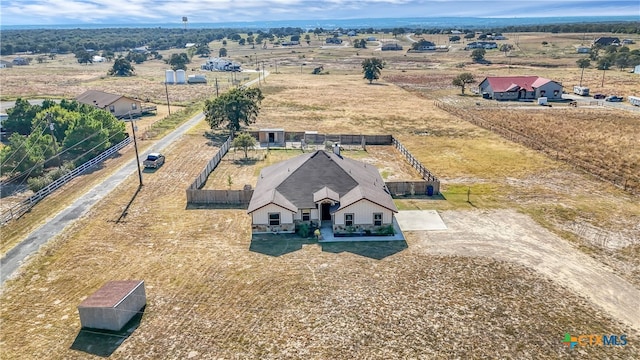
<box><xmin>76</xmin><ymin>90</ymin><xmax>138</xmax><ymax>109</ymax></box>
<box><xmin>78</xmin><ymin>280</ymin><xmax>144</xmax><ymax>308</ymax></box>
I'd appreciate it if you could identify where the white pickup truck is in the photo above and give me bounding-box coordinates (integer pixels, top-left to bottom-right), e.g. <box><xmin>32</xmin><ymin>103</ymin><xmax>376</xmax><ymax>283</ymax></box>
<box><xmin>143</xmin><ymin>152</ymin><xmax>165</xmax><ymax>169</ymax></box>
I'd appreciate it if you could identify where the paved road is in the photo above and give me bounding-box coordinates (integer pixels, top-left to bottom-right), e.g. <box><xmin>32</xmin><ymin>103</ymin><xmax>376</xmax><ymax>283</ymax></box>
<box><xmin>0</xmin><ymin>71</ymin><xmax>268</xmax><ymax>286</ymax></box>
<box><xmin>417</xmin><ymin>209</ymin><xmax>640</xmax><ymax>332</ymax></box>
<box><xmin>0</xmin><ymin>112</ymin><xmax>204</xmax><ymax>285</ymax></box>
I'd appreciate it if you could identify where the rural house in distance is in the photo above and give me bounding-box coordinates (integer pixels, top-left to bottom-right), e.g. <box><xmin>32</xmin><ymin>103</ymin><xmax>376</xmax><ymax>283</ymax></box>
<box><xmin>247</xmin><ymin>147</ymin><xmax>398</xmax><ymax>236</ymax></box>
<box><xmin>76</xmin><ymin>90</ymin><xmax>142</xmax><ymax>119</ymax></box>
<box><xmin>478</xmin><ymin>76</ymin><xmax>563</xmax><ymax>101</ymax></box>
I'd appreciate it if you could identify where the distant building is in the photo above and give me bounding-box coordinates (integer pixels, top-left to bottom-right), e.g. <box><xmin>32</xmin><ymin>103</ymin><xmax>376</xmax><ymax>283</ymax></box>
<box><xmin>593</xmin><ymin>37</ymin><xmax>620</xmax><ymax>47</ymax></box>
<box><xmin>381</xmin><ymin>43</ymin><xmax>403</xmax><ymax>51</ymax></box>
<box><xmin>12</xmin><ymin>57</ymin><xmax>29</xmax><ymax>66</ymax></box>
<box><xmin>76</xmin><ymin>90</ymin><xmax>142</xmax><ymax>119</ymax></box>
<box><xmin>200</xmin><ymin>57</ymin><xmax>241</xmax><ymax>72</ymax></box>
<box><xmin>576</xmin><ymin>46</ymin><xmax>590</xmax><ymax>54</ymax></box>
<box><xmin>326</xmin><ymin>38</ymin><xmax>343</xmax><ymax>44</ymax></box>
<box><xmin>465</xmin><ymin>41</ymin><xmax>497</xmax><ymax>50</ymax></box>
<box><xmin>478</xmin><ymin>76</ymin><xmax>563</xmax><ymax>101</ymax></box>
<box><xmin>634</xmin><ymin>64</ymin><xmax>640</xmax><ymax>74</ymax></box>
<box><xmin>410</xmin><ymin>40</ymin><xmax>436</xmax><ymax>51</ymax></box>
<box><xmin>281</xmin><ymin>41</ymin><xmax>300</xmax><ymax>46</ymax></box>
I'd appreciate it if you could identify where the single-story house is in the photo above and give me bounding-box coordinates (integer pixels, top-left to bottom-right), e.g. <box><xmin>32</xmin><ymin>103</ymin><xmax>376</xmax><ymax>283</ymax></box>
<box><xmin>465</xmin><ymin>41</ymin><xmax>497</xmax><ymax>50</ymax></box>
<box><xmin>326</xmin><ymin>38</ymin><xmax>343</xmax><ymax>44</ymax></box>
<box><xmin>478</xmin><ymin>76</ymin><xmax>563</xmax><ymax>101</ymax></box>
<box><xmin>593</xmin><ymin>37</ymin><xmax>620</xmax><ymax>47</ymax></box>
<box><xmin>382</xmin><ymin>43</ymin><xmax>403</xmax><ymax>51</ymax></box>
<box><xmin>0</xmin><ymin>60</ymin><xmax>11</xmax><ymax>68</ymax></box>
<box><xmin>76</xmin><ymin>90</ymin><xmax>142</xmax><ymax>119</ymax></box>
<box><xmin>12</xmin><ymin>57</ymin><xmax>29</xmax><ymax>65</ymax></box>
<box><xmin>247</xmin><ymin>147</ymin><xmax>398</xmax><ymax>236</ymax></box>
<box><xmin>281</xmin><ymin>41</ymin><xmax>300</xmax><ymax>46</ymax></box>
<box><xmin>633</xmin><ymin>64</ymin><xmax>640</xmax><ymax>74</ymax></box>
<box><xmin>411</xmin><ymin>41</ymin><xmax>436</xmax><ymax>51</ymax></box>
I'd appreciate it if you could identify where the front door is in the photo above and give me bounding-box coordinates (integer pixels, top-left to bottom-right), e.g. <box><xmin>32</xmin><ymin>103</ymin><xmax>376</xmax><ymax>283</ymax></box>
<box><xmin>268</xmin><ymin>132</ymin><xmax>275</xmax><ymax>143</ymax></box>
<box><xmin>321</xmin><ymin>202</ymin><xmax>331</xmax><ymax>221</ymax></box>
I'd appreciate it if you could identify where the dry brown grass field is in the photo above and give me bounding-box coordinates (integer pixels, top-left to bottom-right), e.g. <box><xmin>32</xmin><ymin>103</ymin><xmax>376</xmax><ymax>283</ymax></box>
<box><xmin>1</xmin><ymin>31</ymin><xmax>639</xmax><ymax>359</ymax></box>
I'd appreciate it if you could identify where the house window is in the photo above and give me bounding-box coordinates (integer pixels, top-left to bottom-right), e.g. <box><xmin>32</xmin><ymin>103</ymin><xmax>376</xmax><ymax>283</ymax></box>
<box><xmin>131</xmin><ymin>103</ymin><xmax>138</xmax><ymax>110</ymax></box>
<box><xmin>553</xmin><ymin>90</ymin><xmax>559</xmax><ymax>96</ymax></box>
<box><xmin>302</xmin><ymin>209</ymin><xmax>310</xmax><ymax>222</ymax></box>
<box><xmin>268</xmin><ymin>213</ymin><xmax>280</xmax><ymax>226</ymax></box>
<box><xmin>540</xmin><ymin>90</ymin><xmax>546</xmax><ymax>96</ymax></box>
<box><xmin>344</xmin><ymin>213</ymin><xmax>354</xmax><ymax>227</ymax></box>
<box><xmin>109</xmin><ymin>105</ymin><xmax>115</xmax><ymax>112</ymax></box>
<box><xmin>373</xmin><ymin>213</ymin><xmax>383</xmax><ymax>226</ymax></box>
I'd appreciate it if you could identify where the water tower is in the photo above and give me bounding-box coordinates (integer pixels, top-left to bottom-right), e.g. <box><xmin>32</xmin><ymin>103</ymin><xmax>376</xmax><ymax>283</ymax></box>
<box><xmin>182</xmin><ymin>17</ymin><xmax>188</xmax><ymax>30</ymax></box>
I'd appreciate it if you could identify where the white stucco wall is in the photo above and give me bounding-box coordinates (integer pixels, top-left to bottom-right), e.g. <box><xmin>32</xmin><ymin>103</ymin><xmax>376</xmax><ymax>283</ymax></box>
<box><xmin>333</xmin><ymin>200</ymin><xmax>393</xmax><ymax>225</ymax></box>
<box><xmin>293</xmin><ymin>208</ymin><xmax>319</xmax><ymax>221</ymax></box>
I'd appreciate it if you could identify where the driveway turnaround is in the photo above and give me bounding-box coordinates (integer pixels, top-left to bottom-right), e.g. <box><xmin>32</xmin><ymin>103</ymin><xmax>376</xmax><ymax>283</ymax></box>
<box><xmin>417</xmin><ymin>209</ymin><xmax>640</xmax><ymax>333</ymax></box>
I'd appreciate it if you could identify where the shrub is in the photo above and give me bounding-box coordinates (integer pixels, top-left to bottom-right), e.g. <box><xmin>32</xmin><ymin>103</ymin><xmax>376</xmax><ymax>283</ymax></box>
<box><xmin>297</xmin><ymin>223</ymin><xmax>310</xmax><ymax>237</ymax></box>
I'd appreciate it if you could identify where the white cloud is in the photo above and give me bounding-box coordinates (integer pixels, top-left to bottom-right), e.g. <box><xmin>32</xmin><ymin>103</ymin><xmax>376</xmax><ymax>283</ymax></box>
<box><xmin>1</xmin><ymin>0</ymin><xmax>637</xmax><ymax>25</ymax></box>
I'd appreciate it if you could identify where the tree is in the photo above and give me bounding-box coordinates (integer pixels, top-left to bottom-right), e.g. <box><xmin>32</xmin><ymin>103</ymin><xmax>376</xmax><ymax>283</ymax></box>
<box><xmin>362</xmin><ymin>58</ymin><xmax>384</xmax><ymax>84</ymax></box>
<box><xmin>203</xmin><ymin>87</ymin><xmax>264</xmax><ymax>134</ymax></box>
<box><xmin>576</xmin><ymin>58</ymin><xmax>590</xmax><ymax>86</ymax></box>
<box><xmin>232</xmin><ymin>132</ymin><xmax>257</xmax><ymax>159</ymax></box>
<box><xmin>354</xmin><ymin>39</ymin><xmax>367</xmax><ymax>49</ymax></box>
<box><xmin>4</xmin><ymin>98</ymin><xmax>39</xmax><ymax>135</ymax></box>
<box><xmin>464</xmin><ymin>33</ymin><xmax>475</xmax><ymax>40</ymax></box>
<box><xmin>108</xmin><ymin>56</ymin><xmax>135</xmax><ymax>76</ymax></box>
<box><xmin>167</xmin><ymin>53</ymin><xmax>189</xmax><ymax>71</ymax></box>
<box><xmin>452</xmin><ymin>73</ymin><xmax>475</xmax><ymax>95</ymax></box>
<box><xmin>219</xmin><ymin>47</ymin><xmax>227</xmax><ymax>57</ymax></box>
<box><xmin>305</xmin><ymin>34</ymin><xmax>311</xmax><ymax>46</ymax></box>
<box><xmin>449</xmin><ymin>35</ymin><xmax>461</xmax><ymax>42</ymax></box>
<box><xmin>75</xmin><ymin>50</ymin><xmax>92</xmax><ymax>65</ymax></box>
<box><xmin>471</xmin><ymin>48</ymin><xmax>486</xmax><ymax>63</ymax></box>
<box><xmin>499</xmin><ymin>44</ymin><xmax>513</xmax><ymax>56</ymax></box>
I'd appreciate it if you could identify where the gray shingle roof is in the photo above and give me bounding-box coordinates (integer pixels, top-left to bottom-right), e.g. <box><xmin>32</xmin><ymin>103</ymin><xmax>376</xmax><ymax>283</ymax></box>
<box><xmin>247</xmin><ymin>150</ymin><xmax>397</xmax><ymax>214</ymax></box>
<box><xmin>75</xmin><ymin>90</ymin><xmax>138</xmax><ymax>109</ymax></box>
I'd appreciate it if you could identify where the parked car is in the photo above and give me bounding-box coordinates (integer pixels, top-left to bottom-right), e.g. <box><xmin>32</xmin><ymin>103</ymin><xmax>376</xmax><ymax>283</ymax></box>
<box><xmin>593</xmin><ymin>93</ymin><xmax>606</xmax><ymax>99</ymax></box>
<box><xmin>605</xmin><ymin>95</ymin><xmax>623</xmax><ymax>102</ymax></box>
<box><xmin>143</xmin><ymin>152</ymin><xmax>165</xmax><ymax>169</ymax></box>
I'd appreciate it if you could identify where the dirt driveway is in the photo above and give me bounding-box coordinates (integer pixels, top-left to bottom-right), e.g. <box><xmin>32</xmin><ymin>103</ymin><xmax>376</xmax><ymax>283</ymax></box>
<box><xmin>411</xmin><ymin>209</ymin><xmax>640</xmax><ymax>332</ymax></box>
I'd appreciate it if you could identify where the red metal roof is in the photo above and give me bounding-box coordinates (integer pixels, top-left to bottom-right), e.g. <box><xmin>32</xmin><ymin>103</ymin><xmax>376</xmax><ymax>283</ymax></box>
<box><xmin>484</xmin><ymin>76</ymin><xmax>552</xmax><ymax>92</ymax></box>
<box><xmin>78</xmin><ymin>280</ymin><xmax>144</xmax><ymax>308</ymax></box>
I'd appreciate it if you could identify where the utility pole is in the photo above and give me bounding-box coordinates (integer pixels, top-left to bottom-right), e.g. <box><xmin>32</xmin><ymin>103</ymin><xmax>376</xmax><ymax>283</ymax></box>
<box><xmin>129</xmin><ymin>112</ymin><xmax>143</xmax><ymax>188</ymax></box>
<box><xmin>215</xmin><ymin>77</ymin><xmax>219</xmax><ymax>97</ymax></box>
<box><xmin>46</xmin><ymin>113</ymin><xmax>61</xmax><ymax>168</ymax></box>
<box><xmin>262</xmin><ymin>61</ymin><xmax>265</xmax><ymax>83</ymax></box>
<box><xmin>165</xmin><ymin>81</ymin><xmax>171</xmax><ymax>115</ymax></box>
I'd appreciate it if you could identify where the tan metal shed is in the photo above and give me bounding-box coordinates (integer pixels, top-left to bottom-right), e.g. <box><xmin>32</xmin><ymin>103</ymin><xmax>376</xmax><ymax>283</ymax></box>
<box><xmin>78</xmin><ymin>280</ymin><xmax>146</xmax><ymax>331</ymax></box>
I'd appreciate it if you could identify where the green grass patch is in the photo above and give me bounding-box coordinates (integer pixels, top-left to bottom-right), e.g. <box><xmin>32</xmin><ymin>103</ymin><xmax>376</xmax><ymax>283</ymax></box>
<box><xmin>145</xmin><ymin>101</ymin><xmax>204</xmax><ymax>139</ymax></box>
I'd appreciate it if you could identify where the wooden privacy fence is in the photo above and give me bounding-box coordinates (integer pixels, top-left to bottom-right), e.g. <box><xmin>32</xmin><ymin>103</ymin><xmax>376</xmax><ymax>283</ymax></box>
<box><xmin>1</xmin><ymin>136</ymin><xmax>132</xmax><ymax>225</ymax></box>
<box><xmin>186</xmin><ymin>133</ymin><xmax>441</xmax><ymax>206</ymax></box>
<box><xmin>391</xmin><ymin>136</ymin><xmax>439</xmax><ymax>182</ymax></box>
<box><xmin>385</xmin><ymin>181</ymin><xmax>440</xmax><ymax>196</ymax></box>
<box><xmin>186</xmin><ymin>189</ymin><xmax>254</xmax><ymax>205</ymax></box>
<box><xmin>244</xmin><ymin>132</ymin><xmax>393</xmax><ymax>146</ymax></box>
<box><xmin>188</xmin><ymin>136</ymin><xmax>232</xmax><ymax>190</ymax></box>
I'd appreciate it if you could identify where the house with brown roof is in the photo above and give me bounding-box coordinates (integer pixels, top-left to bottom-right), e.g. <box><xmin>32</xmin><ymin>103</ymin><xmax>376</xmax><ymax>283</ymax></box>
<box><xmin>478</xmin><ymin>76</ymin><xmax>563</xmax><ymax>101</ymax></box>
<box><xmin>76</xmin><ymin>90</ymin><xmax>142</xmax><ymax>119</ymax></box>
<box><xmin>247</xmin><ymin>147</ymin><xmax>398</xmax><ymax>236</ymax></box>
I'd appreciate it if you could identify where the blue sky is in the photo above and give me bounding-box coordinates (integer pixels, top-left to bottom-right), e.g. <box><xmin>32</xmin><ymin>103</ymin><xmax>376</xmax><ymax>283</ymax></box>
<box><xmin>1</xmin><ymin>0</ymin><xmax>638</xmax><ymax>26</ymax></box>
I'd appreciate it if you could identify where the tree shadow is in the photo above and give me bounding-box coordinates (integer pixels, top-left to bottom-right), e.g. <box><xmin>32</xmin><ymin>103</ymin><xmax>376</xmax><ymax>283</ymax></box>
<box><xmin>249</xmin><ymin>233</ymin><xmax>317</xmax><ymax>257</ymax></box>
<box><xmin>70</xmin><ymin>306</ymin><xmax>145</xmax><ymax>357</ymax></box>
<box><xmin>320</xmin><ymin>240</ymin><xmax>408</xmax><ymax>260</ymax></box>
<box><xmin>203</xmin><ymin>131</ymin><xmax>230</xmax><ymax>147</ymax></box>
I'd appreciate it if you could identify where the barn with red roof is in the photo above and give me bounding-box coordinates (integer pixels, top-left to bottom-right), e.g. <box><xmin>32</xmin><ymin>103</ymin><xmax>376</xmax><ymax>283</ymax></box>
<box><xmin>478</xmin><ymin>76</ymin><xmax>563</xmax><ymax>101</ymax></box>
